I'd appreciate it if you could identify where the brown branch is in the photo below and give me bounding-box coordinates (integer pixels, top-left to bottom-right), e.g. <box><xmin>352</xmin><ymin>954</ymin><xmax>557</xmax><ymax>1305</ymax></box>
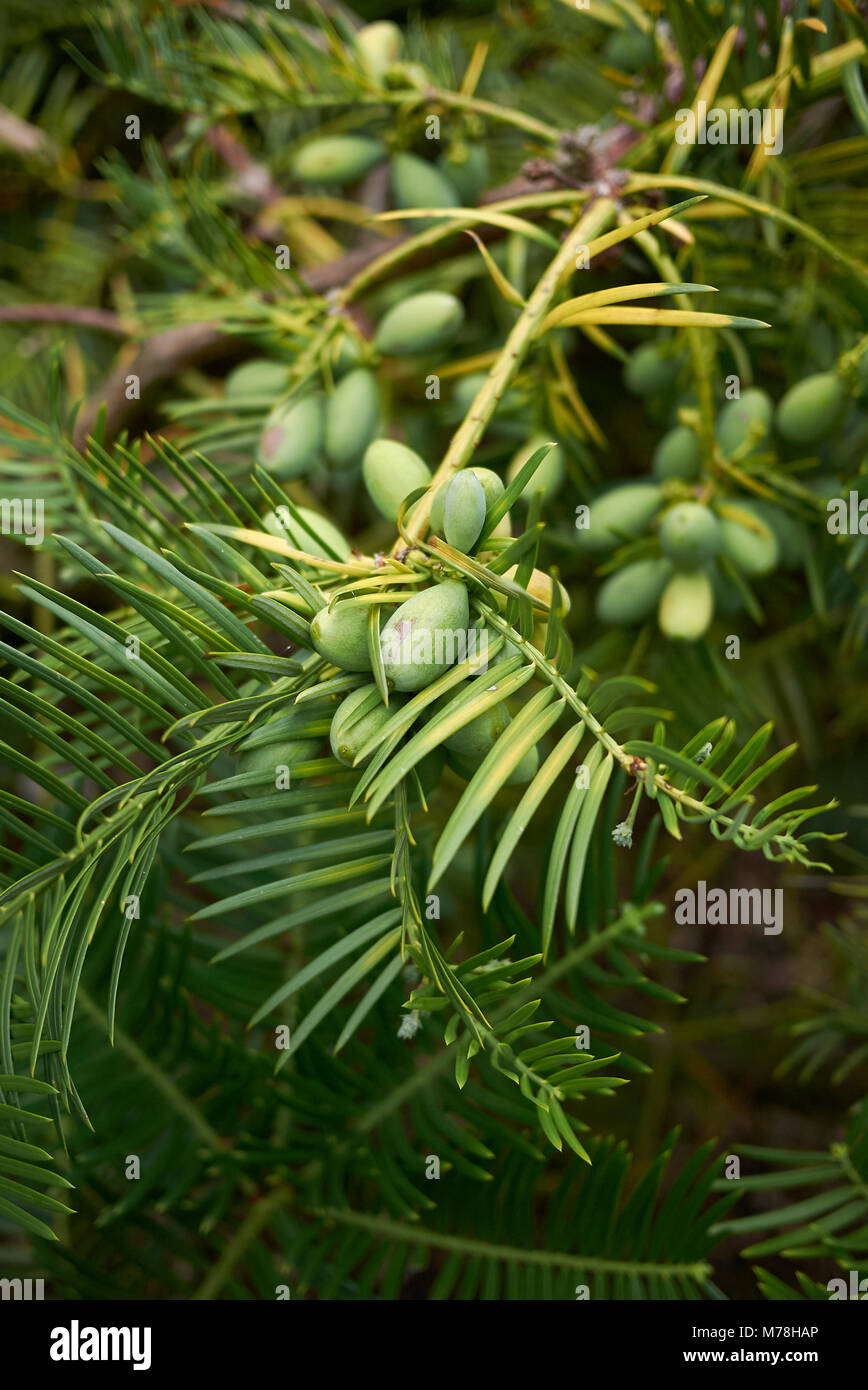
<box><xmin>0</xmin><ymin>304</ymin><xmax>129</xmax><ymax>334</ymax></box>
<box><xmin>72</xmin><ymin>175</ymin><xmax>560</xmax><ymax>452</ymax></box>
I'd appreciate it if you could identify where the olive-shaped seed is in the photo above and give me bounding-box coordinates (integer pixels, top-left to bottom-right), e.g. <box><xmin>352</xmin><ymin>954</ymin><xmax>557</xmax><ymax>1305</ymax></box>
<box><xmin>324</xmin><ymin>368</ymin><xmax>380</xmax><ymax>469</ymax></box>
<box><xmin>652</xmin><ymin>425</ymin><xmax>701</xmax><ymax>481</ymax></box>
<box><xmin>444</xmin><ymin>471</ymin><xmax>487</xmax><ymax>551</ymax></box>
<box><xmin>330</xmin><ymin>685</ymin><xmax>396</xmax><ymax>766</ymax></box>
<box><xmin>362</xmin><ymin>438</ymin><xmax>431</xmax><ymax>521</ymax></box>
<box><xmin>311</xmin><ymin>603</ymin><xmax>373</xmax><ymax>672</ymax></box>
<box><xmin>355</xmin><ymin>21</ymin><xmax>403</xmax><ymax>80</ymax></box>
<box><xmin>658</xmin><ymin>570</ymin><xmax>714</xmax><ymax>642</ymax></box>
<box><xmin>256</xmin><ymin>393</ymin><xmax>324</xmax><ymax>478</ymax></box>
<box><xmin>430</xmin><ymin>467</ymin><xmax>504</xmax><ymax>532</ymax></box>
<box><xmin>500</xmin><ymin>565</ymin><xmax>570</xmax><ymax>615</ymax></box>
<box><xmin>659</xmin><ymin>502</ymin><xmax>722</xmax><ymax>570</ymax></box>
<box><xmin>225</xmin><ymin>359</ymin><xmax>291</xmax><ymax>400</ymax></box>
<box><xmin>716</xmin><ymin>388</ymin><xmax>773</xmax><ymax>457</ymax></box>
<box><xmin>237</xmin><ymin>738</ymin><xmax>321</xmax><ymax>795</ymax></box>
<box><xmin>292</xmin><ymin>135</ymin><xmax>387</xmax><ymax>185</ymax></box>
<box><xmin>507</xmin><ymin>434</ymin><xmax>565</xmax><ymax>503</ymax></box>
<box><xmin>595</xmin><ymin>558</ymin><xmax>673</xmax><ymax>625</ymax></box>
<box><xmin>624</xmin><ymin>343</ymin><xmax>682</xmax><ymax>396</ymax></box>
<box><xmin>431</xmin><ymin>690</ymin><xmax>510</xmax><ymax>758</ymax></box>
<box><xmin>390</xmin><ymin>153</ymin><xmax>460</xmax><ymax>230</ymax></box>
<box><xmin>380</xmin><ymin>580</ymin><xmax>470</xmax><ymax>691</ymax></box>
<box><xmin>576</xmin><ymin>482</ymin><xmax>664</xmax><ymax>551</ymax></box>
<box><xmin>718</xmin><ymin>501</ymin><xmax>779</xmax><ymax>576</ymax></box>
<box><xmin>505</xmin><ymin>743</ymin><xmax>540</xmax><ymax>786</ymax></box>
<box><xmin>603</xmin><ymin>26</ymin><xmax>655</xmax><ymax>72</ymax></box>
<box><xmin>775</xmin><ymin>371</ymin><xmax>847</xmax><ymax>446</ymax></box>
<box><xmin>262</xmin><ymin>505</ymin><xmax>352</xmax><ymax>562</ymax></box>
<box><xmin>437</xmin><ymin>143</ymin><xmax>490</xmax><ymax>202</ymax></box>
<box><xmin>375</xmin><ymin>291</ymin><xmax>464</xmax><ymax>357</ymax></box>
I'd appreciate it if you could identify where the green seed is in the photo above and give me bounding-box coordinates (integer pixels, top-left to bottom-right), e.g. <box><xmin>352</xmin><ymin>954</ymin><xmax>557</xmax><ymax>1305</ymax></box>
<box><xmin>624</xmin><ymin>344</ymin><xmax>682</xmax><ymax>396</ymax></box>
<box><xmin>390</xmin><ymin>152</ymin><xmax>460</xmax><ymax>230</ymax></box>
<box><xmin>716</xmin><ymin>388</ymin><xmax>773</xmax><ymax>457</ymax></box>
<box><xmin>430</xmin><ymin>467</ymin><xmax>503</xmax><ymax>533</ymax></box>
<box><xmin>658</xmin><ymin>569</ymin><xmax>714</xmax><ymax>641</ymax></box>
<box><xmin>576</xmin><ymin>481</ymin><xmax>664</xmax><ymax>551</ymax></box>
<box><xmin>330</xmin><ymin>684</ymin><xmax>397</xmax><ymax>765</ymax></box>
<box><xmin>263</xmin><ymin>505</ymin><xmax>352</xmax><ymax>562</ymax></box>
<box><xmin>375</xmin><ymin>291</ymin><xmax>464</xmax><ymax>357</ymax></box>
<box><xmin>444</xmin><ymin>471</ymin><xmax>487</xmax><ymax>551</ymax></box>
<box><xmin>325</xmin><ymin>368</ymin><xmax>380</xmax><ymax>469</ymax></box>
<box><xmin>507</xmin><ymin>434</ymin><xmax>565</xmax><ymax>503</ymax></box>
<box><xmin>311</xmin><ymin>603</ymin><xmax>373</xmax><ymax>672</ymax></box>
<box><xmin>775</xmin><ymin>371</ymin><xmax>847</xmax><ymax>445</ymax></box>
<box><xmin>505</xmin><ymin>743</ymin><xmax>540</xmax><ymax>786</ymax></box>
<box><xmin>604</xmin><ymin>26</ymin><xmax>655</xmax><ymax>72</ymax></box>
<box><xmin>355</xmin><ymin>21</ymin><xmax>403</xmax><ymax>79</ymax></box>
<box><xmin>718</xmin><ymin>501</ymin><xmax>779</xmax><ymax>576</ymax></box>
<box><xmin>752</xmin><ymin>500</ymin><xmax>805</xmax><ymax>570</ymax></box>
<box><xmin>652</xmin><ymin>425</ymin><xmax>701</xmax><ymax>481</ymax></box>
<box><xmin>362</xmin><ymin>438</ymin><xmax>431</xmax><ymax>521</ymax></box>
<box><xmin>380</xmin><ymin>580</ymin><xmax>470</xmax><ymax>691</ymax></box>
<box><xmin>659</xmin><ymin>502</ymin><xmax>722</xmax><ymax>569</ymax></box>
<box><xmin>237</xmin><ymin>738</ymin><xmax>321</xmax><ymax>795</ymax></box>
<box><xmin>225</xmin><ymin>359</ymin><xmax>290</xmax><ymax>400</ymax></box>
<box><xmin>292</xmin><ymin>135</ymin><xmax>387</xmax><ymax>185</ymax></box>
<box><xmin>432</xmin><ymin>690</ymin><xmax>510</xmax><ymax>758</ymax></box>
<box><xmin>437</xmin><ymin>143</ymin><xmax>490</xmax><ymax>202</ymax></box>
<box><xmin>595</xmin><ymin>558</ymin><xmax>673</xmax><ymax>624</ymax></box>
<box><xmin>257</xmin><ymin>393</ymin><xmax>324</xmax><ymax>477</ymax></box>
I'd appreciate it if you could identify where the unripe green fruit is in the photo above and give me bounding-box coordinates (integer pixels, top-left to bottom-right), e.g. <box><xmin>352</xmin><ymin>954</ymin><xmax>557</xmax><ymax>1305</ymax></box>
<box><xmin>437</xmin><ymin>143</ymin><xmax>490</xmax><ymax>202</ymax></box>
<box><xmin>390</xmin><ymin>153</ymin><xmax>460</xmax><ymax>229</ymax></box>
<box><xmin>362</xmin><ymin>438</ymin><xmax>431</xmax><ymax>521</ymax></box>
<box><xmin>237</xmin><ymin>738</ymin><xmax>321</xmax><ymax>795</ymax></box>
<box><xmin>375</xmin><ymin>291</ymin><xmax>464</xmax><ymax>357</ymax></box>
<box><xmin>380</xmin><ymin>580</ymin><xmax>470</xmax><ymax>691</ymax></box>
<box><xmin>417</xmin><ymin>746</ymin><xmax>446</xmax><ymax>798</ymax></box>
<box><xmin>501</xmin><ymin>565</ymin><xmax>570</xmax><ymax>615</ymax></box>
<box><xmin>716</xmin><ymin>388</ymin><xmax>773</xmax><ymax>457</ymax></box>
<box><xmin>432</xmin><ymin>691</ymin><xmax>510</xmax><ymax>758</ymax></box>
<box><xmin>718</xmin><ymin>501</ymin><xmax>779</xmax><ymax>576</ymax></box>
<box><xmin>330</xmin><ymin>685</ymin><xmax>396</xmax><ymax>766</ymax></box>
<box><xmin>595</xmin><ymin>558</ymin><xmax>673</xmax><ymax>625</ymax></box>
<box><xmin>577</xmin><ymin>481</ymin><xmax>664</xmax><ymax>551</ymax></box>
<box><xmin>329</xmin><ymin>334</ymin><xmax>363</xmax><ymax>377</ymax></box>
<box><xmin>505</xmin><ymin>743</ymin><xmax>540</xmax><ymax>786</ymax></box>
<box><xmin>430</xmin><ymin>467</ymin><xmax>504</xmax><ymax>533</ymax></box>
<box><xmin>325</xmin><ymin>368</ymin><xmax>380</xmax><ymax>469</ymax></box>
<box><xmin>604</xmin><ymin>26</ymin><xmax>655</xmax><ymax>72</ymax></box>
<box><xmin>292</xmin><ymin>135</ymin><xmax>386</xmax><ymax>185</ymax></box>
<box><xmin>659</xmin><ymin>502</ymin><xmax>722</xmax><ymax>569</ymax></box>
<box><xmin>658</xmin><ymin>569</ymin><xmax>714</xmax><ymax>641</ymax></box>
<box><xmin>225</xmin><ymin>359</ymin><xmax>290</xmax><ymax>400</ymax></box>
<box><xmin>507</xmin><ymin>434</ymin><xmax>565</xmax><ymax>502</ymax></box>
<box><xmin>310</xmin><ymin>602</ymin><xmax>372</xmax><ymax>672</ymax></box>
<box><xmin>624</xmin><ymin>343</ymin><xmax>682</xmax><ymax>396</ymax></box>
<box><xmin>263</xmin><ymin>505</ymin><xmax>352</xmax><ymax>561</ymax></box>
<box><xmin>775</xmin><ymin>371</ymin><xmax>847</xmax><ymax>445</ymax></box>
<box><xmin>444</xmin><ymin>471</ymin><xmax>487</xmax><ymax>551</ymax></box>
<box><xmin>355</xmin><ymin>21</ymin><xmax>403</xmax><ymax>79</ymax></box>
<box><xmin>257</xmin><ymin>393</ymin><xmax>324</xmax><ymax>477</ymax></box>
<box><xmin>652</xmin><ymin>425</ymin><xmax>701</xmax><ymax>481</ymax></box>
<box><xmin>752</xmin><ymin>500</ymin><xmax>805</xmax><ymax>570</ymax></box>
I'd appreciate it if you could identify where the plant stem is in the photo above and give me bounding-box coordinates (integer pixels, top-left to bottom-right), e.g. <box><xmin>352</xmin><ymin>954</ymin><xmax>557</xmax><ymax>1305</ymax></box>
<box><xmin>311</xmin><ymin>1206</ymin><xmax>712</xmax><ymax>1281</ymax></box>
<box><xmin>395</xmin><ymin>197</ymin><xmax>617</xmax><ymax>551</ymax></box>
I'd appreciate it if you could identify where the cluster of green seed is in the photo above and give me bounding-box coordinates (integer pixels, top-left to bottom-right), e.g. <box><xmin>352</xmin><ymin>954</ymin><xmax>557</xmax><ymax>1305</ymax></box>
<box><xmin>579</xmin><ymin>342</ymin><xmax>857</xmax><ymax>641</ymax></box>
<box><xmin>236</xmin><ymin>573</ymin><xmax>545</xmax><ymax>793</ymax></box>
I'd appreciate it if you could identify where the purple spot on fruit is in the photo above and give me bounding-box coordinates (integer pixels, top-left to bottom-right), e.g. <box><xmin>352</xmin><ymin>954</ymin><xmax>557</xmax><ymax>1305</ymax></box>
<box><xmin>262</xmin><ymin>426</ymin><xmax>284</xmax><ymax>459</ymax></box>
